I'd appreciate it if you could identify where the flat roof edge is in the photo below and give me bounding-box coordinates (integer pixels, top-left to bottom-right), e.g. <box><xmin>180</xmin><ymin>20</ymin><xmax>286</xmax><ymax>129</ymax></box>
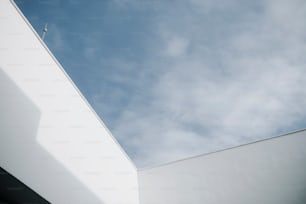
<box><xmin>138</xmin><ymin>128</ymin><xmax>306</xmax><ymax>171</ymax></box>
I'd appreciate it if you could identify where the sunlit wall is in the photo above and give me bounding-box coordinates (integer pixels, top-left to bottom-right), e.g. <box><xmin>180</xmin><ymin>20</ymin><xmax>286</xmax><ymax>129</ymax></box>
<box><xmin>0</xmin><ymin>1</ymin><xmax>139</xmax><ymax>203</ymax></box>
<box><xmin>138</xmin><ymin>130</ymin><xmax>306</xmax><ymax>204</ymax></box>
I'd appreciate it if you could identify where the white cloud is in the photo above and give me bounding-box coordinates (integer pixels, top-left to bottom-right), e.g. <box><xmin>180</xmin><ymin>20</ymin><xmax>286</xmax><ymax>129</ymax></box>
<box><xmin>163</xmin><ymin>35</ymin><xmax>189</xmax><ymax>57</ymax></box>
<box><xmin>97</xmin><ymin>0</ymin><xmax>306</xmax><ymax>167</ymax></box>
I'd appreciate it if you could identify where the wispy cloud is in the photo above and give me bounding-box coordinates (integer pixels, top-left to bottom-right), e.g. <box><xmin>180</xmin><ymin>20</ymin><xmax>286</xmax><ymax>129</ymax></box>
<box><xmin>17</xmin><ymin>0</ymin><xmax>306</xmax><ymax>168</ymax></box>
<box><xmin>106</xmin><ymin>0</ymin><xmax>306</xmax><ymax>167</ymax></box>
<box><xmin>163</xmin><ymin>35</ymin><xmax>190</xmax><ymax>58</ymax></box>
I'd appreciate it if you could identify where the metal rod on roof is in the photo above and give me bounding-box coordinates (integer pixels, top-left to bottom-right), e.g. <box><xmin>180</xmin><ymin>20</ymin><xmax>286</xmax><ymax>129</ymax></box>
<box><xmin>41</xmin><ymin>23</ymin><xmax>48</xmax><ymax>41</ymax></box>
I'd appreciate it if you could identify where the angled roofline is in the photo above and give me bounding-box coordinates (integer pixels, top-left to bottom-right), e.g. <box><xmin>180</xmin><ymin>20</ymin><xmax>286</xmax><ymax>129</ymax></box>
<box><xmin>9</xmin><ymin>0</ymin><xmax>137</xmax><ymax>170</ymax></box>
<box><xmin>11</xmin><ymin>0</ymin><xmax>306</xmax><ymax>172</ymax></box>
<box><xmin>138</xmin><ymin>128</ymin><xmax>306</xmax><ymax>171</ymax></box>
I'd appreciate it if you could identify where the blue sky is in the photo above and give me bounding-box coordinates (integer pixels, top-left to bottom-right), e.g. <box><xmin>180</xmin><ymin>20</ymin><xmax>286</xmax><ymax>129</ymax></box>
<box><xmin>15</xmin><ymin>0</ymin><xmax>306</xmax><ymax>167</ymax></box>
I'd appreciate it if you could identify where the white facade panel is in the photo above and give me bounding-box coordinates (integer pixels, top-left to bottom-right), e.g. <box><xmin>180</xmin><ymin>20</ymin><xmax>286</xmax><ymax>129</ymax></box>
<box><xmin>0</xmin><ymin>1</ymin><xmax>139</xmax><ymax>203</ymax></box>
<box><xmin>1</xmin><ymin>1</ymin><xmax>306</xmax><ymax>203</ymax></box>
<box><xmin>139</xmin><ymin>130</ymin><xmax>306</xmax><ymax>204</ymax></box>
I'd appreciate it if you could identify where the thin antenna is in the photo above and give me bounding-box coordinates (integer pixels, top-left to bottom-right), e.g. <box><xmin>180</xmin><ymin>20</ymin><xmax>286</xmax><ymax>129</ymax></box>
<box><xmin>41</xmin><ymin>23</ymin><xmax>48</xmax><ymax>41</ymax></box>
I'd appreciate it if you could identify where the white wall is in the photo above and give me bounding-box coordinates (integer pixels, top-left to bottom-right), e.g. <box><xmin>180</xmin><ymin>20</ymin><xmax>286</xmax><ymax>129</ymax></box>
<box><xmin>139</xmin><ymin>130</ymin><xmax>306</xmax><ymax>204</ymax></box>
<box><xmin>1</xmin><ymin>1</ymin><xmax>306</xmax><ymax>204</ymax></box>
<box><xmin>0</xmin><ymin>1</ymin><xmax>139</xmax><ymax>203</ymax></box>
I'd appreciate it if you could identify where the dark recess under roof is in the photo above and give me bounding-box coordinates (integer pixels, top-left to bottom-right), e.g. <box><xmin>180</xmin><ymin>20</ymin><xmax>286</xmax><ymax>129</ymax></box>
<box><xmin>0</xmin><ymin>166</ymin><xmax>50</xmax><ymax>204</ymax></box>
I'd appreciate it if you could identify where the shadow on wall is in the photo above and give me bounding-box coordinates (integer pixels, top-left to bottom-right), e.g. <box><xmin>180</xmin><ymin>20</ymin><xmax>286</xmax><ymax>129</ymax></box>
<box><xmin>0</xmin><ymin>68</ymin><xmax>104</xmax><ymax>204</ymax></box>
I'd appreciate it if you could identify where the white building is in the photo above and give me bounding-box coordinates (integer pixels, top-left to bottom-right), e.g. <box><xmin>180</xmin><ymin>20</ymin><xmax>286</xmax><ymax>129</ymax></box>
<box><xmin>0</xmin><ymin>0</ymin><xmax>306</xmax><ymax>203</ymax></box>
